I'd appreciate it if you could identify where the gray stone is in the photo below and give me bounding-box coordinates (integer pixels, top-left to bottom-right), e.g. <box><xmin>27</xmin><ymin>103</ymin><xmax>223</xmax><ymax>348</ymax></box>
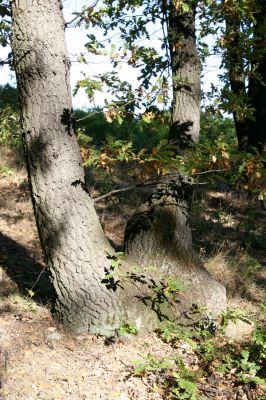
<box><xmin>44</xmin><ymin>327</ymin><xmax>62</xmax><ymax>342</ymax></box>
<box><xmin>224</xmin><ymin>320</ymin><xmax>254</xmax><ymax>342</ymax></box>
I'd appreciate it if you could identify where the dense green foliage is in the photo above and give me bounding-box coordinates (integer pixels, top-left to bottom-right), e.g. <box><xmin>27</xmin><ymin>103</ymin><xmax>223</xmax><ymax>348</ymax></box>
<box><xmin>0</xmin><ymin>0</ymin><xmax>11</xmax><ymax>66</ymax></box>
<box><xmin>0</xmin><ymin>83</ymin><xmax>19</xmax><ymax>111</ymax></box>
<box><xmin>0</xmin><ymin>87</ymin><xmax>264</xmax><ymax>198</ymax></box>
<box><xmin>75</xmin><ymin>108</ymin><xmax>169</xmax><ymax>150</ymax></box>
<box><xmin>0</xmin><ymin>84</ymin><xmax>21</xmax><ymax>149</ymax></box>
<box><xmin>74</xmin><ymin>108</ymin><xmax>265</xmax><ymax>199</ymax></box>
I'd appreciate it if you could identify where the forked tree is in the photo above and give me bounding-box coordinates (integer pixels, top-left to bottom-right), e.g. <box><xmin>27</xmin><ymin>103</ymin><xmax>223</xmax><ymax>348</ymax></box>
<box><xmin>10</xmin><ymin>0</ymin><xmax>225</xmax><ymax>336</ymax></box>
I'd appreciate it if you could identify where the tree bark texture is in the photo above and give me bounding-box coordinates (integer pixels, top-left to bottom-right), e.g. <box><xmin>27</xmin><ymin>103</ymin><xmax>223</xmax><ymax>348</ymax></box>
<box><xmin>247</xmin><ymin>0</ymin><xmax>266</xmax><ymax>153</ymax></box>
<box><xmin>168</xmin><ymin>2</ymin><xmax>201</xmax><ymax>150</ymax></box>
<box><xmin>224</xmin><ymin>6</ymin><xmax>249</xmax><ymax>151</ymax></box>
<box><xmin>11</xmin><ymin>0</ymin><xmax>123</xmax><ymax>335</ymax></box>
<box><xmin>11</xmin><ymin>0</ymin><xmax>225</xmax><ymax>336</ymax></box>
<box><xmin>124</xmin><ymin>175</ymin><xmax>226</xmax><ymax>315</ymax></box>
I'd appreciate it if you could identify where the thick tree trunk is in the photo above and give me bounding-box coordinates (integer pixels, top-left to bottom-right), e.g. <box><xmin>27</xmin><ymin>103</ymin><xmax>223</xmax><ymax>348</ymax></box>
<box><xmin>11</xmin><ymin>0</ymin><xmax>123</xmax><ymax>335</ymax></box>
<box><xmin>124</xmin><ymin>175</ymin><xmax>226</xmax><ymax>315</ymax></box>
<box><xmin>247</xmin><ymin>0</ymin><xmax>266</xmax><ymax>153</ymax></box>
<box><xmin>11</xmin><ymin>0</ymin><xmax>225</xmax><ymax>336</ymax></box>
<box><xmin>168</xmin><ymin>2</ymin><xmax>201</xmax><ymax>150</ymax></box>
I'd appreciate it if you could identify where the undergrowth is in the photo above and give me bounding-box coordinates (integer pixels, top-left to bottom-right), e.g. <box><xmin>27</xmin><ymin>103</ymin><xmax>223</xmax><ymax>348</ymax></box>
<box><xmin>129</xmin><ymin>307</ymin><xmax>266</xmax><ymax>399</ymax></box>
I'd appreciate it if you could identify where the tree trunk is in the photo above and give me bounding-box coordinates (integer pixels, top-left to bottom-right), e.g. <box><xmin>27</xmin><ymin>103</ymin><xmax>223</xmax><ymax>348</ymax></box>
<box><xmin>124</xmin><ymin>175</ymin><xmax>226</xmax><ymax>316</ymax></box>
<box><xmin>11</xmin><ymin>0</ymin><xmax>123</xmax><ymax>336</ymax></box>
<box><xmin>247</xmin><ymin>0</ymin><xmax>266</xmax><ymax>153</ymax></box>
<box><xmin>11</xmin><ymin>0</ymin><xmax>226</xmax><ymax>336</ymax></box>
<box><xmin>223</xmin><ymin>4</ymin><xmax>249</xmax><ymax>151</ymax></box>
<box><xmin>168</xmin><ymin>2</ymin><xmax>201</xmax><ymax>150</ymax></box>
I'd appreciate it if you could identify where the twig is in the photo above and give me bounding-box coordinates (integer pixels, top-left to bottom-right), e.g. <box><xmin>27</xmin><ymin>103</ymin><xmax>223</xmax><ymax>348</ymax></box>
<box><xmin>76</xmin><ymin>110</ymin><xmax>102</xmax><ymax>122</ymax></box>
<box><xmin>93</xmin><ymin>180</ymin><xmax>209</xmax><ymax>202</ymax></box>
<box><xmin>93</xmin><ymin>185</ymin><xmax>136</xmax><ymax>202</ymax></box>
<box><xmin>30</xmin><ymin>266</ymin><xmax>46</xmax><ymax>291</ymax></box>
<box><xmin>65</xmin><ymin>14</ymin><xmax>81</xmax><ymax>27</ymax></box>
<box><xmin>194</xmin><ymin>169</ymin><xmax>227</xmax><ymax>175</ymax></box>
<box><xmin>93</xmin><ymin>177</ymin><xmax>157</xmax><ymax>202</ymax></box>
<box><xmin>198</xmin><ymin>384</ymin><xmax>228</xmax><ymax>396</ymax></box>
<box><xmin>65</xmin><ymin>0</ymin><xmax>100</xmax><ymax>27</ymax></box>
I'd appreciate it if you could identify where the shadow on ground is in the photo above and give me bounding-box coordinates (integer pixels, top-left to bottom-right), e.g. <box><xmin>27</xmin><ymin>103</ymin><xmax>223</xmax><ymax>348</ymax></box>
<box><xmin>0</xmin><ymin>232</ymin><xmax>55</xmax><ymax>303</ymax></box>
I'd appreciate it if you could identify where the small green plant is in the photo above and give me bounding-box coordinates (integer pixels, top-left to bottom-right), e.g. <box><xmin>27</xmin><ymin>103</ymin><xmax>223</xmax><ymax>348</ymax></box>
<box><xmin>9</xmin><ymin>294</ymin><xmax>37</xmax><ymax>313</ymax></box>
<box><xmin>236</xmin><ymin>350</ymin><xmax>265</xmax><ymax>385</ymax></box>
<box><xmin>240</xmin><ymin>257</ymin><xmax>262</xmax><ymax>279</ymax></box>
<box><xmin>197</xmin><ymin>338</ymin><xmax>218</xmax><ymax>363</ymax></box>
<box><xmin>133</xmin><ymin>355</ymin><xmax>199</xmax><ymax>399</ymax></box>
<box><xmin>171</xmin><ymin>371</ymin><xmax>198</xmax><ymax>400</ymax></box>
<box><xmin>221</xmin><ymin>307</ymin><xmax>250</xmax><ymax>328</ymax></box>
<box><xmin>0</xmin><ymin>166</ymin><xmax>14</xmax><ymax>176</ymax></box>
<box><xmin>158</xmin><ymin>320</ymin><xmax>197</xmax><ymax>348</ymax></box>
<box><xmin>170</xmin><ymin>358</ymin><xmax>199</xmax><ymax>400</ymax></box>
<box><xmin>118</xmin><ymin>321</ymin><xmax>139</xmax><ymax>336</ymax></box>
<box><xmin>133</xmin><ymin>354</ymin><xmax>172</xmax><ymax>375</ymax></box>
<box><xmin>252</xmin><ymin>325</ymin><xmax>266</xmax><ymax>363</ymax></box>
<box><xmin>0</xmin><ymin>107</ymin><xmax>21</xmax><ymax>149</ymax></box>
<box><xmin>260</xmin><ymin>302</ymin><xmax>266</xmax><ymax>314</ymax></box>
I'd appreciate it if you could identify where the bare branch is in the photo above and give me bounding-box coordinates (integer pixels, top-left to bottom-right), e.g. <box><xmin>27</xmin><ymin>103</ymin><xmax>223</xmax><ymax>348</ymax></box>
<box><xmin>65</xmin><ymin>0</ymin><xmax>100</xmax><ymax>27</ymax></box>
<box><xmin>194</xmin><ymin>169</ymin><xmax>227</xmax><ymax>175</ymax></box>
<box><xmin>93</xmin><ymin>185</ymin><xmax>136</xmax><ymax>202</ymax></box>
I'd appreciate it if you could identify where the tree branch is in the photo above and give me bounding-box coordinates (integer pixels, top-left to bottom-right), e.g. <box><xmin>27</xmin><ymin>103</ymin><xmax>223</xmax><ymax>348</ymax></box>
<box><xmin>194</xmin><ymin>168</ymin><xmax>227</xmax><ymax>175</ymax></box>
<box><xmin>93</xmin><ymin>185</ymin><xmax>136</xmax><ymax>202</ymax></box>
<box><xmin>65</xmin><ymin>0</ymin><xmax>100</xmax><ymax>27</ymax></box>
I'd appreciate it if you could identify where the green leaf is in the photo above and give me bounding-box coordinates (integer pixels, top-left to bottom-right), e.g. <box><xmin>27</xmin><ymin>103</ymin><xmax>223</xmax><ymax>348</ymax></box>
<box><xmin>182</xmin><ymin>3</ymin><xmax>190</xmax><ymax>13</ymax></box>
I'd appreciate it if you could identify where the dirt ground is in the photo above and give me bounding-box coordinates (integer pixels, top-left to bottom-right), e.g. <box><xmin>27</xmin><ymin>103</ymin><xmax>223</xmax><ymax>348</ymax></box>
<box><xmin>0</xmin><ymin>150</ymin><xmax>265</xmax><ymax>400</ymax></box>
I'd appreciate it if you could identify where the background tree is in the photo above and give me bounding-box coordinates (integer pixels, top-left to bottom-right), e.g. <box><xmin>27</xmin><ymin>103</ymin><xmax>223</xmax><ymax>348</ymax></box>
<box><xmin>75</xmin><ymin>0</ymin><xmax>201</xmax><ymax>151</ymax></box>
<box><xmin>168</xmin><ymin>0</ymin><xmax>201</xmax><ymax>149</ymax></box>
<box><xmin>10</xmin><ymin>0</ymin><xmax>225</xmax><ymax>335</ymax></box>
<box><xmin>206</xmin><ymin>0</ymin><xmax>266</xmax><ymax>154</ymax></box>
<box><xmin>247</xmin><ymin>0</ymin><xmax>266</xmax><ymax>153</ymax></box>
<box><xmin>222</xmin><ymin>0</ymin><xmax>250</xmax><ymax>151</ymax></box>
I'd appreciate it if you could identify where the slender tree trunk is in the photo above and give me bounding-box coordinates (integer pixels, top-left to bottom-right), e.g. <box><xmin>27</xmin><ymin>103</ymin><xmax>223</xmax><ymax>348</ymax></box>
<box><xmin>11</xmin><ymin>0</ymin><xmax>226</xmax><ymax>336</ymax></box>
<box><xmin>247</xmin><ymin>0</ymin><xmax>266</xmax><ymax>153</ymax></box>
<box><xmin>168</xmin><ymin>1</ymin><xmax>201</xmax><ymax>150</ymax></box>
<box><xmin>223</xmin><ymin>4</ymin><xmax>249</xmax><ymax>151</ymax></box>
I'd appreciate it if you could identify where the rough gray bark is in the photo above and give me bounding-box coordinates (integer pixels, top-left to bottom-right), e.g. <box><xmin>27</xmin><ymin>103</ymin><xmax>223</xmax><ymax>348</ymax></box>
<box><xmin>224</xmin><ymin>8</ymin><xmax>249</xmax><ymax>151</ymax></box>
<box><xmin>247</xmin><ymin>0</ymin><xmax>266</xmax><ymax>153</ymax></box>
<box><xmin>11</xmin><ymin>0</ymin><xmax>225</xmax><ymax>336</ymax></box>
<box><xmin>124</xmin><ymin>175</ymin><xmax>226</xmax><ymax>315</ymax></box>
<box><xmin>11</xmin><ymin>0</ymin><xmax>122</xmax><ymax>335</ymax></box>
<box><xmin>223</xmin><ymin>0</ymin><xmax>266</xmax><ymax>153</ymax></box>
<box><xmin>168</xmin><ymin>2</ymin><xmax>201</xmax><ymax>150</ymax></box>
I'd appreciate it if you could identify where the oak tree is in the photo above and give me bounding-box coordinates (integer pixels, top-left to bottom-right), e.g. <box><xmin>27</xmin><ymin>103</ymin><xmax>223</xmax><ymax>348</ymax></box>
<box><xmin>10</xmin><ymin>0</ymin><xmax>225</xmax><ymax>335</ymax></box>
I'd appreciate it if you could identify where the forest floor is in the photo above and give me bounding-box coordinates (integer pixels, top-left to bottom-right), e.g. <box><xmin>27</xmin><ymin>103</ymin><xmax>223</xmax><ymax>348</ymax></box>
<box><xmin>0</xmin><ymin>147</ymin><xmax>265</xmax><ymax>400</ymax></box>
